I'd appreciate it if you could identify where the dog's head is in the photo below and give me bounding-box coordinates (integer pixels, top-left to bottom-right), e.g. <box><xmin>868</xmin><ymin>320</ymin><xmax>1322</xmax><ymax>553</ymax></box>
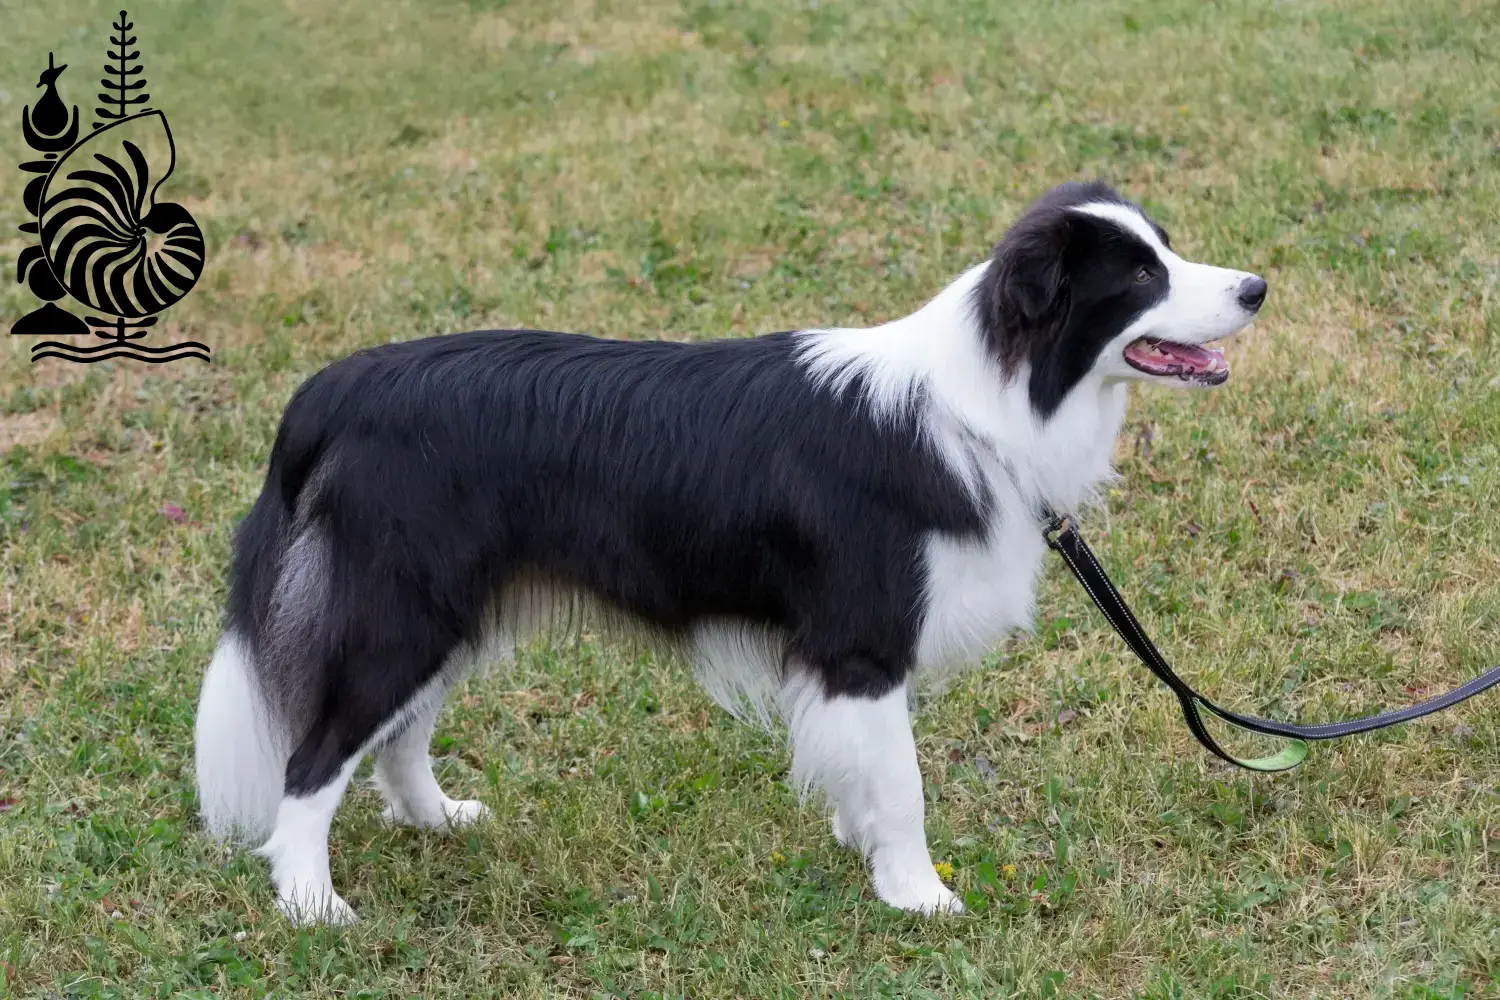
<box><xmin>973</xmin><ymin>181</ymin><xmax>1265</xmax><ymax>417</ymax></box>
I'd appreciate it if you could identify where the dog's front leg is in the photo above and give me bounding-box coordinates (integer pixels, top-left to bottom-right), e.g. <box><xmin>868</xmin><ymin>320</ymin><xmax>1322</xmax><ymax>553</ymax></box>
<box><xmin>783</xmin><ymin>672</ymin><xmax>963</xmax><ymax>915</ymax></box>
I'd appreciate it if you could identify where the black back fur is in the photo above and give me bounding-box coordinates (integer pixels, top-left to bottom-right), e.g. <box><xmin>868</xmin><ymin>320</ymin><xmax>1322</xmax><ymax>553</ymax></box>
<box><xmin>230</xmin><ymin>332</ymin><xmax>990</xmax><ymax>794</ymax></box>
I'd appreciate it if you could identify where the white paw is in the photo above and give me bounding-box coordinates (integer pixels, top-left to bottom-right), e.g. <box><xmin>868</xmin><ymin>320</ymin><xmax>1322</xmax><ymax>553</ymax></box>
<box><xmin>871</xmin><ymin>849</ymin><xmax>965</xmax><ymax>915</ymax></box>
<box><xmin>275</xmin><ymin>885</ymin><xmax>358</xmax><ymax>926</ymax></box>
<box><xmin>441</xmin><ymin>798</ymin><xmax>492</xmax><ymax>828</ymax></box>
<box><xmin>383</xmin><ymin>797</ymin><xmax>492</xmax><ymax>831</ymax></box>
<box><xmin>876</xmin><ymin>876</ymin><xmax>965</xmax><ymax>915</ymax></box>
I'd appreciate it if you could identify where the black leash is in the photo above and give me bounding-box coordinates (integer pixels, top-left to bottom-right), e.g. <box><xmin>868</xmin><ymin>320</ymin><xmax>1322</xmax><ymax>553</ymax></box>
<box><xmin>1044</xmin><ymin>514</ymin><xmax>1500</xmax><ymax>771</ymax></box>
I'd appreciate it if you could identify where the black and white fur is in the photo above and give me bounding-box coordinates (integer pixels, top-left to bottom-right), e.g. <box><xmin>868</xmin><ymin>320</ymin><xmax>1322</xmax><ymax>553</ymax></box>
<box><xmin>195</xmin><ymin>182</ymin><xmax>1267</xmax><ymax>923</ymax></box>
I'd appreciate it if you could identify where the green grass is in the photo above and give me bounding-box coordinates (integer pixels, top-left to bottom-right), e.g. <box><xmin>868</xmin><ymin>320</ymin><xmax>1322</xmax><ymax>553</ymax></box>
<box><xmin>3</xmin><ymin>0</ymin><xmax>1500</xmax><ymax>996</ymax></box>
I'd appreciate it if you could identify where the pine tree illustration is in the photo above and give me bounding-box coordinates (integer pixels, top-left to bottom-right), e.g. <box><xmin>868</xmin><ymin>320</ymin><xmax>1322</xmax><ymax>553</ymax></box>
<box><xmin>94</xmin><ymin>10</ymin><xmax>150</xmax><ymax>131</ymax></box>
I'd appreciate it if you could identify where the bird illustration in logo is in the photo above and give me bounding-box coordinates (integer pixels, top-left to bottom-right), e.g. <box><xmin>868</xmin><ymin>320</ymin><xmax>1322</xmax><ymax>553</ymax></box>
<box><xmin>11</xmin><ymin>11</ymin><xmax>210</xmax><ymax>364</ymax></box>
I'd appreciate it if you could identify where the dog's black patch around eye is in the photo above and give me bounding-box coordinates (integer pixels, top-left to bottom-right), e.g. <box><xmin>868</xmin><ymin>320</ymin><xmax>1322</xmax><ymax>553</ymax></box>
<box><xmin>973</xmin><ymin>186</ymin><xmax>1172</xmax><ymax>419</ymax></box>
<box><xmin>1024</xmin><ymin>219</ymin><xmax>1170</xmax><ymax>416</ymax></box>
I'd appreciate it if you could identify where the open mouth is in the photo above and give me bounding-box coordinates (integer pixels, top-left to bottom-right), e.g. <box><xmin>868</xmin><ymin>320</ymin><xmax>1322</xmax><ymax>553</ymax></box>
<box><xmin>1123</xmin><ymin>337</ymin><xmax>1229</xmax><ymax>385</ymax></box>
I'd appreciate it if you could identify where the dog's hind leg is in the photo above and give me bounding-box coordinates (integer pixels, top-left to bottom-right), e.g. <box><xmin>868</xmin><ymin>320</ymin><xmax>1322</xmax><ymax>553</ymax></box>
<box><xmin>258</xmin><ymin>650</ymin><xmax>456</xmax><ymax>925</ymax></box>
<box><xmin>374</xmin><ymin>684</ymin><xmax>492</xmax><ymax>830</ymax></box>
<box><xmin>783</xmin><ymin>670</ymin><xmax>962</xmax><ymax>915</ymax></box>
<box><xmin>256</xmin><ymin>755</ymin><xmax>361</xmax><ymax>925</ymax></box>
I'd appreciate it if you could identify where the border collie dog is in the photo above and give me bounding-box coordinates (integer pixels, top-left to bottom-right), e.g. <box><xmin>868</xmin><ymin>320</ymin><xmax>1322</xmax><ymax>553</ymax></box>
<box><xmin>195</xmin><ymin>182</ymin><xmax>1266</xmax><ymax>923</ymax></box>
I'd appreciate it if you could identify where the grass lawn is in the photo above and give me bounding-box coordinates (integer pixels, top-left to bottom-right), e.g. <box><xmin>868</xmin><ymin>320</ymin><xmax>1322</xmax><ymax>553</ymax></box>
<box><xmin>4</xmin><ymin>0</ymin><xmax>1500</xmax><ymax>996</ymax></box>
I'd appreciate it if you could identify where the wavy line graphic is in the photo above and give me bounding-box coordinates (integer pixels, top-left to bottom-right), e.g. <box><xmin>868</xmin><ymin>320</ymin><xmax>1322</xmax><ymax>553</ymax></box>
<box><xmin>31</xmin><ymin>342</ymin><xmax>210</xmax><ymax>364</ymax></box>
<box><xmin>29</xmin><ymin>337</ymin><xmax>208</xmax><ymax>355</ymax></box>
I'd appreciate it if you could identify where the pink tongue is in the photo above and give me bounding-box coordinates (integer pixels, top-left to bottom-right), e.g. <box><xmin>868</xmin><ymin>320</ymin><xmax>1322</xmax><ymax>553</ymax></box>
<box><xmin>1156</xmin><ymin>341</ymin><xmax>1216</xmax><ymax>366</ymax></box>
<box><xmin>1125</xmin><ymin>338</ymin><xmax>1223</xmax><ymax>371</ymax></box>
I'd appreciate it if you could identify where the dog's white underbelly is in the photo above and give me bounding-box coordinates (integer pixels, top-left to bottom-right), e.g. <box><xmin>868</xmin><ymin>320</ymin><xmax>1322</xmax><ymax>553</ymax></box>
<box><xmin>914</xmin><ymin>514</ymin><xmax>1046</xmax><ymax>678</ymax></box>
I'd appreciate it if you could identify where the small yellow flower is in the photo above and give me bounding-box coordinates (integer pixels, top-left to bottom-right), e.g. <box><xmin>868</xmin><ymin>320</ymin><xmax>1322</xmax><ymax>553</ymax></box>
<box><xmin>1002</xmin><ymin>863</ymin><xmax>1018</xmax><ymax>878</ymax></box>
<box><xmin>779</xmin><ymin>119</ymin><xmax>790</xmax><ymax>128</ymax></box>
<box><xmin>933</xmin><ymin>861</ymin><xmax>955</xmax><ymax>884</ymax></box>
<box><xmin>771</xmin><ymin>851</ymin><xmax>786</xmax><ymax>864</ymax></box>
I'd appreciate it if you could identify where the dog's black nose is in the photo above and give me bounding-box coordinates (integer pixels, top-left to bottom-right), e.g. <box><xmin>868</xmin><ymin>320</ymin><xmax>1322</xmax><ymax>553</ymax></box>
<box><xmin>1238</xmin><ymin>276</ymin><xmax>1268</xmax><ymax>312</ymax></box>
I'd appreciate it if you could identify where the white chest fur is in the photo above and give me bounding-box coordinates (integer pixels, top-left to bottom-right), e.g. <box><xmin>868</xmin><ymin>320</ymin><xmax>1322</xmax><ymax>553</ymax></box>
<box><xmin>914</xmin><ymin>497</ymin><xmax>1049</xmax><ymax>676</ymax></box>
<box><xmin>913</xmin><ymin>378</ymin><xmax>1128</xmax><ymax>678</ymax></box>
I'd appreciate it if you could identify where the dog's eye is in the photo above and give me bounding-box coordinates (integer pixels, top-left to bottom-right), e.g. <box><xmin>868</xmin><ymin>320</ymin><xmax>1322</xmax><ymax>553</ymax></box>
<box><xmin>1135</xmin><ymin>266</ymin><xmax>1155</xmax><ymax>284</ymax></box>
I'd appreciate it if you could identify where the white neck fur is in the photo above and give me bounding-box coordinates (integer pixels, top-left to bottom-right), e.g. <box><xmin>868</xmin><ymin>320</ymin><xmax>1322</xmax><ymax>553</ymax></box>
<box><xmin>796</xmin><ymin>261</ymin><xmax>1128</xmax><ymax>520</ymax></box>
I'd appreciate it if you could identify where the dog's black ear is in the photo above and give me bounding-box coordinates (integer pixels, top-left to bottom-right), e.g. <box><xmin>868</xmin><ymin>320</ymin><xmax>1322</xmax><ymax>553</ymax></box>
<box><xmin>974</xmin><ymin>208</ymin><xmax>1074</xmax><ymax>369</ymax></box>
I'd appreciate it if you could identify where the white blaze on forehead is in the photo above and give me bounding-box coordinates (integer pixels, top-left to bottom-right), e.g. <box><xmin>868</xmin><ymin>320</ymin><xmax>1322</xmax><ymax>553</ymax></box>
<box><xmin>1071</xmin><ymin>201</ymin><xmax>1171</xmax><ymax>259</ymax></box>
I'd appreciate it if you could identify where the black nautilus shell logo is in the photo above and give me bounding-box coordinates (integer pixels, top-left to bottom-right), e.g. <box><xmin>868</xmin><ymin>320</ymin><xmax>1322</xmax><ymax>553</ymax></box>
<box><xmin>11</xmin><ymin>11</ymin><xmax>209</xmax><ymax>364</ymax></box>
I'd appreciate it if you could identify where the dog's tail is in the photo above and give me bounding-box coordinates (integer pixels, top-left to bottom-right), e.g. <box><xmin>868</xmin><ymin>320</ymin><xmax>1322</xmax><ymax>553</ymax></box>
<box><xmin>194</xmin><ymin>631</ymin><xmax>288</xmax><ymax>844</ymax></box>
<box><xmin>195</xmin><ymin>390</ymin><xmax>332</xmax><ymax>844</ymax></box>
